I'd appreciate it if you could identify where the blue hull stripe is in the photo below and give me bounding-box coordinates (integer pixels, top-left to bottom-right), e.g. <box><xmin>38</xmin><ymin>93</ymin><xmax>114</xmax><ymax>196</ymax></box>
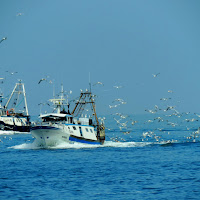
<box><xmin>31</xmin><ymin>126</ymin><xmax>59</xmax><ymax>130</ymax></box>
<box><xmin>69</xmin><ymin>136</ymin><xmax>101</xmax><ymax>145</ymax></box>
<box><xmin>65</xmin><ymin>123</ymin><xmax>94</xmax><ymax>127</ymax></box>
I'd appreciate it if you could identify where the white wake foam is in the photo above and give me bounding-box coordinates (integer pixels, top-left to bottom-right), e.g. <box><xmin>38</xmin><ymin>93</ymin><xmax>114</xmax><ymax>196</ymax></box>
<box><xmin>10</xmin><ymin>140</ymin><xmax>42</xmax><ymax>150</ymax></box>
<box><xmin>103</xmin><ymin>141</ymin><xmax>152</xmax><ymax>147</ymax></box>
<box><xmin>10</xmin><ymin>140</ymin><xmax>153</xmax><ymax>150</ymax></box>
<box><xmin>0</xmin><ymin>130</ymin><xmax>30</xmax><ymax>135</ymax></box>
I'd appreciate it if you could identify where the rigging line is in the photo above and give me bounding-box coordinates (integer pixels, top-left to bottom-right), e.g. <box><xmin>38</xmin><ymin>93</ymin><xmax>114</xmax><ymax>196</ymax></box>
<box><xmin>15</xmin><ymin>98</ymin><xmax>24</xmax><ymax>108</ymax></box>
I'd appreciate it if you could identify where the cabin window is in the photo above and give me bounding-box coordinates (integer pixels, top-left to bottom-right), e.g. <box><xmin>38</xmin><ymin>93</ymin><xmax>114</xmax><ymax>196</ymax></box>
<box><xmin>79</xmin><ymin>127</ymin><xmax>83</xmax><ymax>136</ymax></box>
<box><xmin>85</xmin><ymin>128</ymin><xmax>89</xmax><ymax>132</ymax></box>
<box><xmin>73</xmin><ymin>126</ymin><xmax>76</xmax><ymax>130</ymax></box>
<box><xmin>90</xmin><ymin>129</ymin><xmax>93</xmax><ymax>133</ymax></box>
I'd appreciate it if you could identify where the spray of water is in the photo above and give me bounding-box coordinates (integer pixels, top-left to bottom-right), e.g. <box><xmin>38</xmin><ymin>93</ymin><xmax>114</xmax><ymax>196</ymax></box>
<box><xmin>9</xmin><ymin>139</ymin><xmax>158</xmax><ymax>150</ymax></box>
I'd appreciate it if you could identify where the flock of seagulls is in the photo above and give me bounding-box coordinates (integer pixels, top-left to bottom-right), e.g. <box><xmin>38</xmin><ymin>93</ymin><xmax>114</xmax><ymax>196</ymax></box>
<box><xmin>0</xmin><ymin>13</ymin><xmax>199</xmax><ymax>145</ymax></box>
<box><xmin>104</xmin><ymin>73</ymin><xmax>200</xmax><ymax>143</ymax></box>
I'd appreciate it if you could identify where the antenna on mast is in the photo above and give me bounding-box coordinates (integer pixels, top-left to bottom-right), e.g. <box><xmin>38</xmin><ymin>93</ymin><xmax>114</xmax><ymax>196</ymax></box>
<box><xmin>61</xmin><ymin>83</ymin><xmax>64</xmax><ymax>99</ymax></box>
<box><xmin>53</xmin><ymin>81</ymin><xmax>55</xmax><ymax>99</ymax></box>
<box><xmin>89</xmin><ymin>72</ymin><xmax>91</xmax><ymax>93</ymax></box>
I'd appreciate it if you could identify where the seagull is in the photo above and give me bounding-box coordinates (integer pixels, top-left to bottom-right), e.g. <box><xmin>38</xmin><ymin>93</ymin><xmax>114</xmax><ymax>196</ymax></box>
<box><xmin>93</xmin><ymin>82</ymin><xmax>104</xmax><ymax>86</ymax></box>
<box><xmin>122</xmin><ymin>131</ymin><xmax>131</xmax><ymax>135</ymax></box>
<box><xmin>5</xmin><ymin>71</ymin><xmax>18</xmax><ymax>75</ymax></box>
<box><xmin>164</xmin><ymin>106</ymin><xmax>175</xmax><ymax>111</ymax></box>
<box><xmin>113</xmin><ymin>85</ymin><xmax>122</xmax><ymax>89</ymax></box>
<box><xmin>38</xmin><ymin>78</ymin><xmax>46</xmax><ymax>84</ymax></box>
<box><xmin>160</xmin><ymin>97</ymin><xmax>171</xmax><ymax>101</ymax></box>
<box><xmin>11</xmin><ymin>72</ymin><xmax>17</xmax><ymax>75</ymax></box>
<box><xmin>113</xmin><ymin>98</ymin><xmax>124</xmax><ymax>103</ymax></box>
<box><xmin>120</xmin><ymin>114</ymin><xmax>128</xmax><ymax>119</ymax></box>
<box><xmin>66</xmin><ymin>90</ymin><xmax>73</xmax><ymax>94</ymax></box>
<box><xmin>120</xmin><ymin>121</ymin><xmax>128</xmax><ymax>128</ymax></box>
<box><xmin>0</xmin><ymin>78</ymin><xmax>4</xmax><ymax>84</ymax></box>
<box><xmin>16</xmin><ymin>13</ymin><xmax>24</xmax><ymax>16</ymax></box>
<box><xmin>131</xmin><ymin>120</ymin><xmax>138</xmax><ymax>125</ymax></box>
<box><xmin>109</xmin><ymin>104</ymin><xmax>120</xmax><ymax>108</ymax></box>
<box><xmin>114</xmin><ymin>118</ymin><xmax>122</xmax><ymax>124</ymax></box>
<box><xmin>145</xmin><ymin>109</ymin><xmax>156</xmax><ymax>114</ymax></box>
<box><xmin>38</xmin><ymin>103</ymin><xmax>45</xmax><ymax>106</ymax></box>
<box><xmin>152</xmin><ymin>73</ymin><xmax>160</xmax><ymax>78</ymax></box>
<box><xmin>168</xmin><ymin>90</ymin><xmax>173</xmax><ymax>93</ymax></box>
<box><xmin>194</xmin><ymin>113</ymin><xmax>200</xmax><ymax>118</ymax></box>
<box><xmin>0</xmin><ymin>37</ymin><xmax>7</xmax><ymax>44</ymax></box>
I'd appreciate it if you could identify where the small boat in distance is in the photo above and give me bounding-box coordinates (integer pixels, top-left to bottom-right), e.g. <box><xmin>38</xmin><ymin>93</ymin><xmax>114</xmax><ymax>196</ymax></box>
<box><xmin>0</xmin><ymin>80</ymin><xmax>31</xmax><ymax>132</ymax></box>
<box><xmin>31</xmin><ymin>85</ymin><xmax>105</xmax><ymax>146</ymax></box>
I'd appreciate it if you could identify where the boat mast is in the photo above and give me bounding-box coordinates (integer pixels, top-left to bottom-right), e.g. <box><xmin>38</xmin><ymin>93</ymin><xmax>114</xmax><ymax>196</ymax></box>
<box><xmin>89</xmin><ymin>72</ymin><xmax>91</xmax><ymax>93</ymax></box>
<box><xmin>88</xmin><ymin>73</ymin><xmax>99</xmax><ymax>125</ymax></box>
<box><xmin>49</xmin><ymin>84</ymin><xmax>66</xmax><ymax>114</ymax></box>
<box><xmin>5</xmin><ymin>80</ymin><xmax>29</xmax><ymax>115</ymax></box>
<box><xmin>90</xmin><ymin>93</ymin><xmax>99</xmax><ymax>126</ymax></box>
<box><xmin>5</xmin><ymin>84</ymin><xmax>18</xmax><ymax>109</ymax></box>
<box><xmin>71</xmin><ymin>91</ymin><xmax>100</xmax><ymax>126</ymax></box>
<box><xmin>71</xmin><ymin>92</ymin><xmax>83</xmax><ymax>115</ymax></box>
<box><xmin>22</xmin><ymin>83</ymin><xmax>29</xmax><ymax>116</ymax></box>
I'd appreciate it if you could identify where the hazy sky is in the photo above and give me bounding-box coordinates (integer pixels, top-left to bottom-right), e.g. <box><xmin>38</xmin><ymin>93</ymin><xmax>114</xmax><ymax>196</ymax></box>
<box><xmin>0</xmin><ymin>0</ymin><xmax>200</xmax><ymax>116</ymax></box>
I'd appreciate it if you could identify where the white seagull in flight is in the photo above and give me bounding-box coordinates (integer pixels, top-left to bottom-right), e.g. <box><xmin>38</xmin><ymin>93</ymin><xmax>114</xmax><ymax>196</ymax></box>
<box><xmin>38</xmin><ymin>78</ymin><xmax>47</xmax><ymax>84</ymax></box>
<box><xmin>0</xmin><ymin>37</ymin><xmax>7</xmax><ymax>44</ymax></box>
<box><xmin>93</xmin><ymin>82</ymin><xmax>104</xmax><ymax>86</ymax></box>
<box><xmin>152</xmin><ymin>73</ymin><xmax>160</xmax><ymax>78</ymax></box>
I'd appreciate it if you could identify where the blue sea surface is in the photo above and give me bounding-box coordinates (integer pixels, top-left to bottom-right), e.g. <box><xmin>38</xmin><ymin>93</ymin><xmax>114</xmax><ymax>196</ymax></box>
<box><xmin>1</xmin><ymin>114</ymin><xmax>200</xmax><ymax>200</ymax></box>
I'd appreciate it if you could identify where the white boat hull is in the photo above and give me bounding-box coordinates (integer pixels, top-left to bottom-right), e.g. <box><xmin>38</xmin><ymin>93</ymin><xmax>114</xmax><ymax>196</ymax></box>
<box><xmin>31</xmin><ymin>123</ymin><xmax>102</xmax><ymax>146</ymax></box>
<box><xmin>31</xmin><ymin>126</ymin><xmax>68</xmax><ymax>146</ymax></box>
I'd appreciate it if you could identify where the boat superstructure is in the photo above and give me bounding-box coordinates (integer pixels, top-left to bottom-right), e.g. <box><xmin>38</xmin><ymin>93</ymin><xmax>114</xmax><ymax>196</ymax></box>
<box><xmin>0</xmin><ymin>80</ymin><xmax>31</xmax><ymax>132</ymax></box>
<box><xmin>71</xmin><ymin>89</ymin><xmax>105</xmax><ymax>144</ymax></box>
<box><xmin>31</xmin><ymin>85</ymin><xmax>105</xmax><ymax>146</ymax></box>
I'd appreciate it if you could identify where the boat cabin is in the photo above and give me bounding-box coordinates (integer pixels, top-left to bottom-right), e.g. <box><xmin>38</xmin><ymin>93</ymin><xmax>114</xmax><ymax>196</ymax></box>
<box><xmin>40</xmin><ymin>113</ymin><xmax>70</xmax><ymax>122</ymax></box>
<box><xmin>40</xmin><ymin>113</ymin><xmax>94</xmax><ymax>126</ymax></box>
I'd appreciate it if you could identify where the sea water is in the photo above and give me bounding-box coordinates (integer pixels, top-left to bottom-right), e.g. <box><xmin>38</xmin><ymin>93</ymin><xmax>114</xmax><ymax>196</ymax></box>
<box><xmin>1</xmin><ymin>114</ymin><xmax>200</xmax><ymax>200</ymax></box>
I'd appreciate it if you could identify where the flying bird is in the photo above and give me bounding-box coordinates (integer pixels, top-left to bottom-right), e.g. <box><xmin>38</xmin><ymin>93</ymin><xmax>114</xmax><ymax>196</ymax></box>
<box><xmin>93</xmin><ymin>82</ymin><xmax>104</xmax><ymax>86</ymax></box>
<box><xmin>38</xmin><ymin>78</ymin><xmax>47</xmax><ymax>84</ymax></box>
<box><xmin>5</xmin><ymin>71</ymin><xmax>18</xmax><ymax>75</ymax></box>
<box><xmin>0</xmin><ymin>37</ymin><xmax>7</xmax><ymax>44</ymax></box>
<box><xmin>131</xmin><ymin>120</ymin><xmax>138</xmax><ymax>125</ymax></box>
<box><xmin>152</xmin><ymin>73</ymin><xmax>160</xmax><ymax>78</ymax></box>
<box><xmin>113</xmin><ymin>98</ymin><xmax>124</xmax><ymax>103</ymax></box>
<box><xmin>168</xmin><ymin>90</ymin><xmax>173</xmax><ymax>93</ymax></box>
<box><xmin>160</xmin><ymin>97</ymin><xmax>171</xmax><ymax>101</ymax></box>
<box><xmin>0</xmin><ymin>78</ymin><xmax>4</xmax><ymax>84</ymax></box>
<box><xmin>113</xmin><ymin>85</ymin><xmax>122</xmax><ymax>89</ymax></box>
<box><xmin>16</xmin><ymin>13</ymin><xmax>24</xmax><ymax>16</ymax></box>
<box><xmin>109</xmin><ymin>104</ymin><xmax>120</xmax><ymax>108</ymax></box>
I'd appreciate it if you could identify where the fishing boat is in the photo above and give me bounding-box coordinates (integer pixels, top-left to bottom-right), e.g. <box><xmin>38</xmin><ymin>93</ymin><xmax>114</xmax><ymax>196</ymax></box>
<box><xmin>0</xmin><ymin>80</ymin><xmax>31</xmax><ymax>132</ymax></box>
<box><xmin>31</xmin><ymin>85</ymin><xmax>105</xmax><ymax>146</ymax></box>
